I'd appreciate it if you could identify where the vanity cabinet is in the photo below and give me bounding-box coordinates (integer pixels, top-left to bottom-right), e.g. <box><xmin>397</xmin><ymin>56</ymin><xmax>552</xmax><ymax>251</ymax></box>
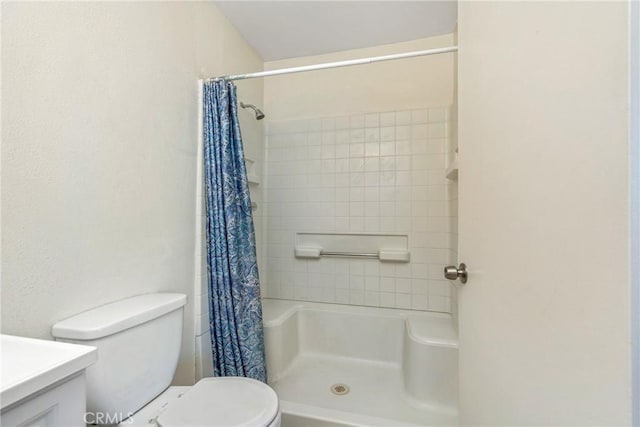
<box><xmin>1</xmin><ymin>335</ymin><xmax>97</xmax><ymax>427</ymax></box>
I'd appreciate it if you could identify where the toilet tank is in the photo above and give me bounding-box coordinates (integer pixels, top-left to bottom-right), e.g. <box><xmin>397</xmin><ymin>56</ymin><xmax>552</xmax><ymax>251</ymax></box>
<box><xmin>52</xmin><ymin>293</ymin><xmax>187</xmax><ymax>423</ymax></box>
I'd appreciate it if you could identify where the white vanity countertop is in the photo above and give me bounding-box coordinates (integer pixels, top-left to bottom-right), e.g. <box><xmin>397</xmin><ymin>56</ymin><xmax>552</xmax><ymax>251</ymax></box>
<box><xmin>1</xmin><ymin>334</ymin><xmax>97</xmax><ymax>409</ymax></box>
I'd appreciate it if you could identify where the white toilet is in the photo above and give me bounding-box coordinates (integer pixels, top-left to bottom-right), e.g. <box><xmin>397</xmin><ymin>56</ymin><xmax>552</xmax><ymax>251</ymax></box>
<box><xmin>52</xmin><ymin>293</ymin><xmax>280</xmax><ymax>427</ymax></box>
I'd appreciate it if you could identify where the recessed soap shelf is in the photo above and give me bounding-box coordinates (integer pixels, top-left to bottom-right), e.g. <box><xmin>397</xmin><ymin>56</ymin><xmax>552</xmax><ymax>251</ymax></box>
<box><xmin>244</xmin><ymin>157</ymin><xmax>261</xmax><ymax>185</ymax></box>
<box><xmin>445</xmin><ymin>159</ymin><xmax>458</xmax><ymax>180</ymax></box>
<box><xmin>446</xmin><ymin>149</ymin><xmax>458</xmax><ymax>180</ymax></box>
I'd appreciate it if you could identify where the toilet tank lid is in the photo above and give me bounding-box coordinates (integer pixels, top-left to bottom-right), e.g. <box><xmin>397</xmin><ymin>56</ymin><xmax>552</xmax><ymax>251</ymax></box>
<box><xmin>52</xmin><ymin>293</ymin><xmax>187</xmax><ymax>340</ymax></box>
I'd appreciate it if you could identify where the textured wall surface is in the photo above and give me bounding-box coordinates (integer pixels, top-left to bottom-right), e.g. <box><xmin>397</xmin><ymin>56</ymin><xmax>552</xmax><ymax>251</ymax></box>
<box><xmin>1</xmin><ymin>2</ymin><xmax>262</xmax><ymax>385</ymax></box>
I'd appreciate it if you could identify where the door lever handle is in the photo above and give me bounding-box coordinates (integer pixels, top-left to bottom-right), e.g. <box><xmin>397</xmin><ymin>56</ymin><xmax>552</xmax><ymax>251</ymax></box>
<box><xmin>444</xmin><ymin>263</ymin><xmax>468</xmax><ymax>284</ymax></box>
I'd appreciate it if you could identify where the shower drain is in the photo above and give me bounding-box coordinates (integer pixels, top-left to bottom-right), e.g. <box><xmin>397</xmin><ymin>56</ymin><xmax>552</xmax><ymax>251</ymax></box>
<box><xmin>330</xmin><ymin>383</ymin><xmax>350</xmax><ymax>395</ymax></box>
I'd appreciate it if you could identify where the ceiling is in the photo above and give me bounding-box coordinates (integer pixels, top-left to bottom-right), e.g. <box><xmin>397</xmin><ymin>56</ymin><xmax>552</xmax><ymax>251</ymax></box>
<box><xmin>214</xmin><ymin>1</ymin><xmax>457</xmax><ymax>61</ymax></box>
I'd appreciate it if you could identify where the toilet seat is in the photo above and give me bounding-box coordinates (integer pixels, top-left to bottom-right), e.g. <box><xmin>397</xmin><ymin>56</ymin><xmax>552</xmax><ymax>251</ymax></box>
<box><xmin>156</xmin><ymin>377</ymin><xmax>279</xmax><ymax>427</ymax></box>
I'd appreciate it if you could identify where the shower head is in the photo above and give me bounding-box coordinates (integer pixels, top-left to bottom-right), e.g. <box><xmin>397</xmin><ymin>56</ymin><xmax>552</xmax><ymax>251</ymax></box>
<box><xmin>240</xmin><ymin>102</ymin><xmax>265</xmax><ymax>120</ymax></box>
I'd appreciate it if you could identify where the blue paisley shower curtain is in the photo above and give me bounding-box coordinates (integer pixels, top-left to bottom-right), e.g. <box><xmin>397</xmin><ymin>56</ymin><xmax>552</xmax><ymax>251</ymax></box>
<box><xmin>202</xmin><ymin>80</ymin><xmax>267</xmax><ymax>383</ymax></box>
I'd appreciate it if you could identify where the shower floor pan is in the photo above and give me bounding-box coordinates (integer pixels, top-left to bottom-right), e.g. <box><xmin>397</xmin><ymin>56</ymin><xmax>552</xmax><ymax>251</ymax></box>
<box><xmin>262</xmin><ymin>299</ymin><xmax>459</xmax><ymax>427</ymax></box>
<box><xmin>273</xmin><ymin>354</ymin><xmax>456</xmax><ymax>427</ymax></box>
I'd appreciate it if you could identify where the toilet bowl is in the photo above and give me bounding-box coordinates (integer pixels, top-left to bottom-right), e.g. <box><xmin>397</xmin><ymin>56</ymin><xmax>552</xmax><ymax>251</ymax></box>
<box><xmin>52</xmin><ymin>293</ymin><xmax>280</xmax><ymax>427</ymax></box>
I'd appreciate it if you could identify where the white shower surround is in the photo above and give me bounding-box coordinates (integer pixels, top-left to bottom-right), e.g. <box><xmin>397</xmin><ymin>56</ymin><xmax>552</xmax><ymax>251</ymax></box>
<box><xmin>262</xmin><ymin>107</ymin><xmax>457</xmax><ymax>313</ymax></box>
<box><xmin>195</xmin><ymin>107</ymin><xmax>458</xmax><ymax>390</ymax></box>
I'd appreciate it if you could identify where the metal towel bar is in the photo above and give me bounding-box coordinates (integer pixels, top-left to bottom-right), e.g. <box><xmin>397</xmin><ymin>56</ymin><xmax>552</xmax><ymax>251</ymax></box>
<box><xmin>294</xmin><ymin>245</ymin><xmax>410</xmax><ymax>262</ymax></box>
<box><xmin>320</xmin><ymin>251</ymin><xmax>379</xmax><ymax>259</ymax></box>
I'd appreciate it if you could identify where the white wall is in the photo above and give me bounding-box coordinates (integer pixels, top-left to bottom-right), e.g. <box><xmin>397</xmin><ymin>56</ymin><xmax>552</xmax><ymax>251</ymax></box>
<box><xmin>457</xmin><ymin>1</ymin><xmax>632</xmax><ymax>423</ymax></box>
<box><xmin>1</xmin><ymin>1</ymin><xmax>262</xmax><ymax>385</ymax></box>
<box><xmin>264</xmin><ymin>35</ymin><xmax>455</xmax><ymax>121</ymax></box>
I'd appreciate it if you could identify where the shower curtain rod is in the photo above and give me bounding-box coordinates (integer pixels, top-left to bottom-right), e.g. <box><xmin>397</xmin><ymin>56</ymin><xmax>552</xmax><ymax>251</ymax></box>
<box><xmin>206</xmin><ymin>46</ymin><xmax>457</xmax><ymax>82</ymax></box>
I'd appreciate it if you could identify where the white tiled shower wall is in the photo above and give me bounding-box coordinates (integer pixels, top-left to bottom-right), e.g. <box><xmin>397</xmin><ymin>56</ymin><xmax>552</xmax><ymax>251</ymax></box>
<box><xmin>263</xmin><ymin>107</ymin><xmax>458</xmax><ymax>313</ymax></box>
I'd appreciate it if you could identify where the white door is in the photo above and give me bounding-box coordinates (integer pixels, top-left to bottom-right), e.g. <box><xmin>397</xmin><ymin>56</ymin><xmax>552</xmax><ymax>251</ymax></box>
<box><xmin>456</xmin><ymin>1</ymin><xmax>632</xmax><ymax>424</ymax></box>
